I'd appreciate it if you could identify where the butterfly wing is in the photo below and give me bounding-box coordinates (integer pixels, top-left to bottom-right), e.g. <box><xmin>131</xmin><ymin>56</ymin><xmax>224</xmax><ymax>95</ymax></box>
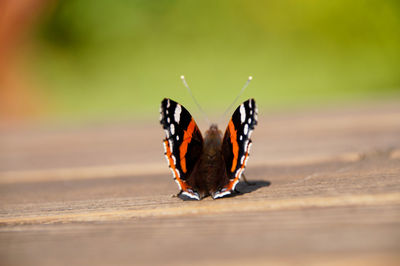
<box><xmin>214</xmin><ymin>98</ymin><xmax>258</xmax><ymax>199</ymax></box>
<box><xmin>160</xmin><ymin>98</ymin><xmax>203</xmax><ymax>200</ymax></box>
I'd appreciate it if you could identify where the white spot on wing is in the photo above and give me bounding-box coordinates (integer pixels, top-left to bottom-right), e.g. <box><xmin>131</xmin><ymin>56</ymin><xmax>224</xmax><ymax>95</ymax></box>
<box><xmin>248</xmin><ymin>118</ymin><xmax>251</xmax><ymax>124</ymax></box>
<box><xmin>240</xmin><ymin>104</ymin><xmax>246</xmax><ymax>123</ymax></box>
<box><xmin>244</xmin><ymin>124</ymin><xmax>248</xmax><ymax>135</ymax></box>
<box><xmin>248</xmin><ymin>130</ymin><xmax>253</xmax><ymax>139</ymax></box>
<box><xmin>243</xmin><ymin>155</ymin><xmax>249</xmax><ymax>167</ymax></box>
<box><xmin>235</xmin><ymin>169</ymin><xmax>241</xmax><ymax>178</ymax></box>
<box><xmin>182</xmin><ymin>191</ymin><xmax>200</xmax><ymax>200</ymax></box>
<box><xmin>171</xmin><ymin>154</ymin><xmax>177</xmax><ymax>165</ymax></box>
<box><xmin>164</xmin><ymin>129</ymin><xmax>170</xmax><ymax>138</ymax></box>
<box><xmin>213</xmin><ymin>190</ymin><xmax>231</xmax><ymax>199</ymax></box>
<box><xmin>176</xmin><ymin>135</ymin><xmax>179</xmax><ymax>141</ymax></box>
<box><xmin>231</xmin><ymin>178</ymin><xmax>240</xmax><ymax>190</ymax></box>
<box><xmin>170</xmin><ymin>124</ymin><xmax>175</xmax><ymax>135</ymax></box>
<box><xmin>167</xmin><ymin>99</ymin><xmax>170</xmax><ymax>108</ymax></box>
<box><xmin>170</xmin><ymin>167</ymin><xmax>181</xmax><ymax>179</ymax></box>
<box><xmin>244</xmin><ymin>140</ymin><xmax>249</xmax><ymax>150</ymax></box>
<box><xmin>167</xmin><ymin>117</ymin><xmax>170</xmax><ymax>123</ymax></box>
<box><xmin>174</xmin><ymin>179</ymin><xmax>182</xmax><ymax>190</ymax></box>
<box><xmin>248</xmin><ymin>142</ymin><xmax>253</xmax><ymax>153</ymax></box>
<box><xmin>163</xmin><ymin>142</ymin><xmax>167</xmax><ymax>153</ymax></box>
<box><xmin>175</xmin><ymin>104</ymin><xmax>182</xmax><ymax>124</ymax></box>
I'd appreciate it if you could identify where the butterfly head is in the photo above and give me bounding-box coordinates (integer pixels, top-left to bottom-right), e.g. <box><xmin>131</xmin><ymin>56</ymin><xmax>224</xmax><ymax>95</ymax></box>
<box><xmin>202</xmin><ymin>123</ymin><xmax>223</xmax><ymax>160</ymax></box>
<box><xmin>205</xmin><ymin>123</ymin><xmax>222</xmax><ymax>137</ymax></box>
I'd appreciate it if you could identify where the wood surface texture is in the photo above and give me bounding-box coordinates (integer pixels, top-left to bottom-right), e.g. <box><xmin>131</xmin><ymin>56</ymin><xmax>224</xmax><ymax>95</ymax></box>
<box><xmin>1</xmin><ymin>102</ymin><xmax>399</xmax><ymax>265</ymax></box>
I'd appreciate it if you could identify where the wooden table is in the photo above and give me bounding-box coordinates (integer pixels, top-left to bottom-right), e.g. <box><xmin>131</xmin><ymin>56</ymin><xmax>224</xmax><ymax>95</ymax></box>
<box><xmin>1</xmin><ymin>102</ymin><xmax>399</xmax><ymax>265</ymax></box>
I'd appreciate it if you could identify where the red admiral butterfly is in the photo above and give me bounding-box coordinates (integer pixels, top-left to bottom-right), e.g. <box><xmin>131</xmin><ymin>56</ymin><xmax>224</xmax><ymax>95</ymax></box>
<box><xmin>160</xmin><ymin>97</ymin><xmax>258</xmax><ymax>200</ymax></box>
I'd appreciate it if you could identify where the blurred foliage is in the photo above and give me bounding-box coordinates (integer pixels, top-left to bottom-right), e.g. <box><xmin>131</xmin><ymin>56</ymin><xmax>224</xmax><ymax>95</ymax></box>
<box><xmin>29</xmin><ymin>0</ymin><xmax>400</xmax><ymax>121</ymax></box>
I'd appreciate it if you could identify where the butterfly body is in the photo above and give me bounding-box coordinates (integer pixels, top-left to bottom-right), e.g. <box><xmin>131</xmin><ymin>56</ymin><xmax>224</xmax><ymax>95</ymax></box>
<box><xmin>186</xmin><ymin>124</ymin><xmax>229</xmax><ymax>199</ymax></box>
<box><xmin>160</xmin><ymin>98</ymin><xmax>257</xmax><ymax>200</ymax></box>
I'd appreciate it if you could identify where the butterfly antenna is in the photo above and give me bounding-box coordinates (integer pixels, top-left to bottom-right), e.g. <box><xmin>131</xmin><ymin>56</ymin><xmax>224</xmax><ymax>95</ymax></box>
<box><xmin>222</xmin><ymin>76</ymin><xmax>253</xmax><ymax>118</ymax></box>
<box><xmin>180</xmin><ymin>75</ymin><xmax>210</xmax><ymax>125</ymax></box>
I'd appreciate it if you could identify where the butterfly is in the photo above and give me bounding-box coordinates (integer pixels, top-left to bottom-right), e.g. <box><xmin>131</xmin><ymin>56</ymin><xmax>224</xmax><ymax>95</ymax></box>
<box><xmin>160</xmin><ymin>98</ymin><xmax>258</xmax><ymax>200</ymax></box>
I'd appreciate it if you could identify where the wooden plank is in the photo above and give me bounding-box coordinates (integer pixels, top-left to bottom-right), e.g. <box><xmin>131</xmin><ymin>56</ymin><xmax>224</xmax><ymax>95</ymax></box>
<box><xmin>0</xmin><ymin>103</ymin><xmax>399</xmax><ymax>265</ymax></box>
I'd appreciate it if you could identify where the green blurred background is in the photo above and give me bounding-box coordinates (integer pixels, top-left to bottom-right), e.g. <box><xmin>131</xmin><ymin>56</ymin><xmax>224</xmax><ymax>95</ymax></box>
<box><xmin>23</xmin><ymin>0</ymin><xmax>400</xmax><ymax>121</ymax></box>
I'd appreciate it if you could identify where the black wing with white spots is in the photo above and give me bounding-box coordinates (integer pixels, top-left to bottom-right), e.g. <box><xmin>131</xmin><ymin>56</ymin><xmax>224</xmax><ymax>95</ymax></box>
<box><xmin>216</xmin><ymin>99</ymin><xmax>258</xmax><ymax>198</ymax></box>
<box><xmin>160</xmin><ymin>98</ymin><xmax>203</xmax><ymax>199</ymax></box>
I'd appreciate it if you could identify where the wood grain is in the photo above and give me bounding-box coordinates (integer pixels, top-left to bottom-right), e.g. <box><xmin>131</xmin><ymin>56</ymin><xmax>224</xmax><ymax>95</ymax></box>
<box><xmin>0</xmin><ymin>102</ymin><xmax>399</xmax><ymax>265</ymax></box>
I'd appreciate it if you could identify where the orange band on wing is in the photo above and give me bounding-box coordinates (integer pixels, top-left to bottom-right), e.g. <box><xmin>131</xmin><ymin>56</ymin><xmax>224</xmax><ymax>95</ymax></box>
<box><xmin>231</xmin><ymin>154</ymin><xmax>249</xmax><ymax>188</ymax></box>
<box><xmin>225</xmin><ymin>147</ymin><xmax>250</xmax><ymax>191</ymax></box>
<box><xmin>179</xmin><ymin>118</ymin><xmax>196</xmax><ymax>173</ymax></box>
<box><xmin>164</xmin><ymin>139</ymin><xmax>189</xmax><ymax>191</ymax></box>
<box><xmin>228</xmin><ymin>120</ymin><xmax>239</xmax><ymax>172</ymax></box>
<box><xmin>226</xmin><ymin>179</ymin><xmax>237</xmax><ymax>191</ymax></box>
